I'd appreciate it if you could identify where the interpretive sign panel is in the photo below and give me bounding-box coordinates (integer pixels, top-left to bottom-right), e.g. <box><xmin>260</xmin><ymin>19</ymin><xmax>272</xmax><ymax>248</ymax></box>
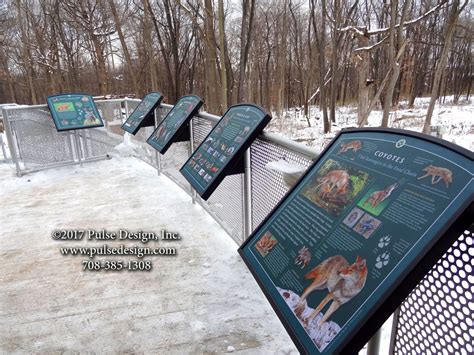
<box><xmin>147</xmin><ymin>95</ymin><xmax>203</xmax><ymax>154</ymax></box>
<box><xmin>239</xmin><ymin>128</ymin><xmax>473</xmax><ymax>354</ymax></box>
<box><xmin>180</xmin><ymin>104</ymin><xmax>271</xmax><ymax>200</ymax></box>
<box><xmin>121</xmin><ymin>92</ymin><xmax>163</xmax><ymax>135</ymax></box>
<box><xmin>47</xmin><ymin>94</ymin><xmax>103</xmax><ymax>131</ymax></box>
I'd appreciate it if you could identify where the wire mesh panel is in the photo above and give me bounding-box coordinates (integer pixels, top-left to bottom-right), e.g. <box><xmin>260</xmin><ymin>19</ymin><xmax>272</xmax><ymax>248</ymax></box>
<box><xmin>9</xmin><ymin>108</ymin><xmax>74</xmax><ymax>170</ymax></box>
<box><xmin>5</xmin><ymin>104</ymin><xmax>123</xmax><ymax>175</ymax></box>
<box><xmin>161</xmin><ymin>140</ymin><xmax>191</xmax><ymax>192</ymax></box>
<box><xmin>96</xmin><ymin>100</ymin><xmax>125</xmax><ymax>138</ymax></box>
<box><xmin>79</xmin><ymin>128</ymin><xmax>122</xmax><ymax>159</ymax></box>
<box><xmin>191</xmin><ymin>117</ymin><xmax>245</xmax><ymax>244</ymax></box>
<box><xmin>392</xmin><ymin>228</ymin><xmax>473</xmax><ymax>354</ymax></box>
<box><xmin>249</xmin><ymin>138</ymin><xmax>313</xmax><ymax>231</ymax></box>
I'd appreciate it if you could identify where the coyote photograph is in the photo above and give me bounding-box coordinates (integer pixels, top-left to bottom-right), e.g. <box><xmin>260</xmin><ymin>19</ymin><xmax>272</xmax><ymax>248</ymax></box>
<box><xmin>294</xmin><ymin>255</ymin><xmax>368</xmax><ymax>327</ymax></box>
<box><xmin>358</xmin><ymin>182</ymin><xmax>398</xmax><ymax>216</ymax></box>
<box><xmin>302</xmin><ymin>159</ymin><xmax>369</xmax><ymax>217</ymax></box>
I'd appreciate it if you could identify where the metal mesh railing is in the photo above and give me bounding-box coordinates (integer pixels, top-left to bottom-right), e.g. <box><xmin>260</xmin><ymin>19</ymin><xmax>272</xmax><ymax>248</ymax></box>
<box><xmin>8</xmin><ymin>108</ymin><xmax>75</xmax><ymax>169</ymax></box>
<box><xmin>250</xmin><ymin>138</ymin><xmax>313</xmax><ymax>230</ymax></box>
<box><xmin>2</xmin><ymin>98</ymin><xmax>472</xmax><ymax>354</ymax></box>
<box><xmin>391</xmin><ymin>228</ymin><xmax>473</xmax><ymax>354</ymax></box>
<box><xmin>192</xmin><ymin>115</ymin><xmax>245</xmax><ymax>242</ymax></box>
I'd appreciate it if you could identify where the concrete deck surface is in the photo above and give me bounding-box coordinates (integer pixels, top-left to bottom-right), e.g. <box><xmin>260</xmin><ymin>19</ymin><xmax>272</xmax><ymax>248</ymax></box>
<box><xmin>0</xmin><ymin>157</ymin><xmax>297</xmax><ymax>354</ymax></box>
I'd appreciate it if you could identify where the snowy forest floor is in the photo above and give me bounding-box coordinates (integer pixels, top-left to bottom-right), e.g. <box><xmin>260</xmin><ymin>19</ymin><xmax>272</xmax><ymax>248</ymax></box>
<box><xmin>267</xmin><ymin>96</ymin><xmax>473</xmax><ymax>153</ymax></box>
<box><xmin>0</xmin><ymin>156</ymin><xmax>297</xmax><ymax>354</ymax></box>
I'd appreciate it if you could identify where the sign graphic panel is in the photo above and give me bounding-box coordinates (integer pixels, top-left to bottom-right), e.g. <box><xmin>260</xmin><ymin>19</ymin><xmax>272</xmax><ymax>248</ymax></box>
<box><xmin>147</xmin><ymin>95</ymin><xmax>203</xmax><ymax>154</ymax></box>
<box><xmin>180</xmin><ymin>104</ymin><xmax>271</xmax><ymax>200</ymax></box>
<box><xmin>240</xmin><ymin>129</ymin><xmax>473</xmax><ymax>354</ymax></box>
<box><xmin>47</xmin><ymin>94</ymin><xmax>103</xmax><ymax>131</ymax></box>
<box><xmin>122</xmin><ymin>92</ymin><xmax>163</xmax><ymax>135</ymax></box>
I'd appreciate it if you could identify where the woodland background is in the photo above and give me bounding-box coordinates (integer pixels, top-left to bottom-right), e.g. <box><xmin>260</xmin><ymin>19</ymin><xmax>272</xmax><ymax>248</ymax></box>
<box><xmin>0</xmin><ymin>0</ymin><xmax>471</xmax><ymax>134</ymax></box>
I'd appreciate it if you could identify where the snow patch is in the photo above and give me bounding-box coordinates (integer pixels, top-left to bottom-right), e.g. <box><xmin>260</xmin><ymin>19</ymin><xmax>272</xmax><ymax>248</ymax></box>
<box><xmin>265</xmin><ymin>159</ymin><xmax>307</xmax><ymax>174</ymax></box>
<box><xmin>113</xmin><ymin>141</ymin><xmax>139</xmax><ymax>157</ymax></box>
<box><xmin>277</xmin><ymin>287</ymin><xmax>341</xmax><ymax>352</ymax></box>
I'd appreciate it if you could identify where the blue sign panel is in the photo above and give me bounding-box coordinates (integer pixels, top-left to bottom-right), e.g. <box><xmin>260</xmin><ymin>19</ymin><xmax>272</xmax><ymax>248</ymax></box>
<box><xmin>122</xmin><ymin>92</ymin><xmax>163</xmax><ymax>135</ymax></box>
<box><xmin>47</xmin><ymin>94</ymin><xmax>104</xmax><ymax>132</ymax></box>
<box><xmin>147</xmin><ymin>95</ymin><xmax>203</xmax><ymax>154</ymax></box>
<box><xmin>240</xmin><ymin>129</ymin><xmax>473</xmax><ymax>354</ymax></box>
<box><xmin>180</xmin><ymin>104</ymin><xmax>271</xmax><ymax>200</ymax></box>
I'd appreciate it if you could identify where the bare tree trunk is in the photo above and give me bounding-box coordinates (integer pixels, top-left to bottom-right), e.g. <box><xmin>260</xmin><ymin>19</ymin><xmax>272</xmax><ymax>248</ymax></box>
<box><xmin>237</xmin><ymin>0</ymin><xmax>256</xmax><ymax>102</ymax></box>
<box><xmin>423</xmin><ymin>0</ymin><xmax>466</xmax><ymax>134</ymax></box>
<box><xmin>108</xmin><ymin>0</ymin><xmax>140</xmax><ymax>97</ymax></box>
<box><xmin>15</xmin><ymin>0</ymin><xmax>37</xmax><ymax>104</ymax></box>
<box><xmin>310</xmin><ymin>0</ymin><xmax>329</xmax><ymax>132</ymax></box>
<box><xmin>143</xmin><ymin>0</ymin><xmax>158</xmax><ymax>92</ymax></box>
<box><xmin>381</xmin><ymin>0</ymin><xmax>409</xmax><ymax>127</ymax></box>
<box><xmin>217</xmin><ymin>0</ymin><xmax>228</xmax><ymax>109</ymax></box>
<box><xmin>356</xmin><ymin>33</ymin><xmax>370</xmax><ymax>125</ymax></box>
<box><xmin>203</xmin><ymin>0</ymin><xmax>222</xmax><ymax>113</ymax></box>
<box><xmin>329</xmin><ymin>0</ymin><xmax>339</xmax><ymax>124</ymax></box>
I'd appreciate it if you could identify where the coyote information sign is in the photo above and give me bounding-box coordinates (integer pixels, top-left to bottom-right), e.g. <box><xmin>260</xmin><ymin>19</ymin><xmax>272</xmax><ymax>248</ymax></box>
<box><xmin>180</xmin><ymin>104</ymin><xmax>271</xmax><ymax>200</ymax></box>
<box><xmin>147</xmin><ymin>95</ymin><xmax>203</xmax><ymax>154</ymax></box>
<box><xmin>47</xmin><ymin>94</ymin><xmax>104</xmax><ymax>131</ymax></box>
<box><xmin>239</xmin><ymin>128</ymin><xmax>473</xmax><ymax>354</ymax></box>
<box><xmin>121</xmin><ymin>92</ymin><xmax>163</xmax><ymax>135</ymax></box>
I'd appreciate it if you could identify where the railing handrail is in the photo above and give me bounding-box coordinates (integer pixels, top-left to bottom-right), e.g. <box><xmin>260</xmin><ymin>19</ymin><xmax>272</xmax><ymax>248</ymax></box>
<box><xmin>3</xmin><ymin>98</ymin><xmax>319</xmax><ymax>160</ymax></box>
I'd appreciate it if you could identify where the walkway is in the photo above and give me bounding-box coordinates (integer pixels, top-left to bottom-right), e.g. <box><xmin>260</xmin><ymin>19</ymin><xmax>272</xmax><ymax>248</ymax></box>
<box><xmin>0</xmin><ymin>156</ymin><xmax>297</xmax><ymax>354</ymax></box>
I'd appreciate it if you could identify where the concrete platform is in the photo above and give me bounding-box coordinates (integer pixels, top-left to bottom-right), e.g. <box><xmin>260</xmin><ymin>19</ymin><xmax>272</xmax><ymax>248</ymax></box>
<box><xmin>0</xmin><ymin>156</ymin><xmax>297</xmax><ymax>354</ymax></box>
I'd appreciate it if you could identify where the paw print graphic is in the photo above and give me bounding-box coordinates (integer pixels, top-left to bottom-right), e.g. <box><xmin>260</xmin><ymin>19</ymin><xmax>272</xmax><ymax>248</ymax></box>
<box><xmin>378</xmin><ymin>235</ymin><xmax>391</xmax><ymax>248</ymax></box>
<box><xmin>375</xmin><ymin>252</ymin><xmax>390</xmax><ymax>269</ymax></box>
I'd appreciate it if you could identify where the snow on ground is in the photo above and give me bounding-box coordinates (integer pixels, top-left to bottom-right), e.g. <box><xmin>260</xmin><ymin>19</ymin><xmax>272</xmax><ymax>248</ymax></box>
<box><xmin>0</xmin><ymin>155</ymin><xmax>298</xmax><ymax>354</ymax></box>
<box><xmin>267</xmin><ymin>96</ymin><xmax>473</xmax><ymax>154</ymax></box>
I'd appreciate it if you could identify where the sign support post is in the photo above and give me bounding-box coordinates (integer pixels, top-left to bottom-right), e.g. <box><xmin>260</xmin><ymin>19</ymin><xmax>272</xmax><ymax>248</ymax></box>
<box><xmin>243</xmin><ymin>148</ymin><xmax>253</xmax><ymax>239</ymax></box>
<box><xmin>153</xmin><ymin>108</ymin><xmax>161</xmax><ymax>176</ymax></box>
<box><xmin>2</xmin><ymin>108</ymin><xmax>21</xmax><ymax>177</ymax></box>
<box><xmin>73</xmin><ymin>130</ymin><xmax>83</xmax><ymax>166</ymax></box>
<box><xmin>366</xmin><ymin>328</ymin><xmax>382</xmax><ymax>355</ymax></box>
<box><xmin>189</xmin><ymin>118</ymin><xmax>197</xmax><ymax>204</ymax></box>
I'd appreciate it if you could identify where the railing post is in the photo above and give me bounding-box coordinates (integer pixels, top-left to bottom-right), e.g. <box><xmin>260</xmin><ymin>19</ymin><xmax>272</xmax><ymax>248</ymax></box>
<box><xmin>154</xmin><ymin>108</ymin><xmax>161</xmax><ymax>175</ymax></box>
<box><xmin>189</xmin><ymin>118</ymin><xmax>196</xmax><ymax>204</ymax></box>
<box><xmin>243</xmin><ymin>148</ymin><xmax>253</xmax><ymax>240</ymax></box>
<box><xmin>2</xmin><ymin>109</ymin><xmax>21</xmax><ymax>176</ymax></box>
<box><xmin>123</xmin><ymin>100</ymin><xmax>132</xmax><ymax>146</ymax></box>
<box><xmin>388</xmin><ymin>306</ymin><xmax>401</xmax><ymax>354</ymax></box>
<box><xmin>74</xmin><ymin>130</ymin><xmax>83</xmax><ymax>166</ymax></box>
<box><xmin>367</xmin><ymin>327</ymin><xmax>382</xmax><ymax>355</ymax></box>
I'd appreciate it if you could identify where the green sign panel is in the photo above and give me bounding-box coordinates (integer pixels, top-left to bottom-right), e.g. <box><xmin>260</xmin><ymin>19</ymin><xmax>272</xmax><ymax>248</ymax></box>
<box><xmin>122</xmin><ymin>92</ymin><xmax>163</xmax><ymax>135</ymax></box>
<box><xmin>47</xmin><ymin>94</ymin><xmax>104</xmax><ymax>131</ymax></box>
<box><xmin>180</xmin><ymin>104</ymin><xmax>271</xmax><ymax>200</ymax></box>
<box><xmin>240</xmin><ymin>129</ymin><xmax>473</xmax><ymax>354</ymax></box>
<box><xmin>147</xmin><ymin>95</ymin><xmax>203</xmax><ymax>154</ymax></box>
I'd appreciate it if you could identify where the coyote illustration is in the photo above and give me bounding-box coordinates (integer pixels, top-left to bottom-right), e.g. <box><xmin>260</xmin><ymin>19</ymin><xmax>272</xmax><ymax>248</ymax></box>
<box><xmin>338</xmin><ymin>140</ymin><xmax>362</xmax><ymax>155</ymax></box>
<box><xmin>295</xmin><ymin>246</ymin><xmax>312</xmax><ymax>269</ymax></box>
<box><xmin>418</xmin><ymin>165</ymin><xmax>453</xmax><ymax>188</ymax></box>
<box><xmin>256</xmin><ymin>233</ymin><xmax>277</xmax><ymax>255</ymax></box>
<box><xmin>364</xmin><ymin>183</ymin><xmax>398</xmax><ymax>208</ymax></box>
<box><xmin>315</xmin><ymin>170</ymin><xmax>349</xmax><ymax>198</ymax></box>
<box><xmin>294</xmin><ymin>255</ymin><xmax>367</xmax><ymax>327</ymax></box>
